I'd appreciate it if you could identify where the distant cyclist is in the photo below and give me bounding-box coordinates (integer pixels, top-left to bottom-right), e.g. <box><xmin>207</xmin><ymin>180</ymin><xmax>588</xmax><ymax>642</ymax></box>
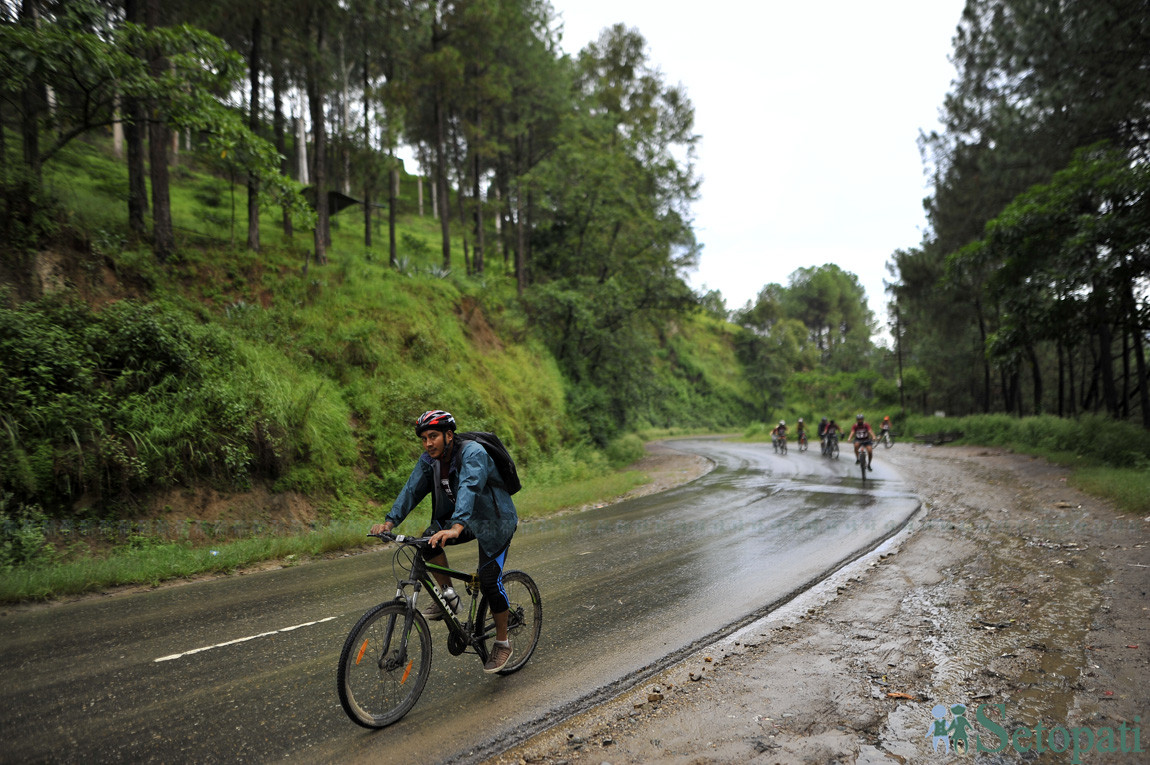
<box><xmin>771</xmin><ymin>420</ymin><xmax>787</xmax><ymax>451</ymax></box>
<box><xmin>848</xmin><ymin>414</ymin><xmax>876</xmax><ymax>471</ymax></box>
<box><xmin>817</xmin><ymin>417</ymin><xmax>829</xmax><ymax>449</ymax></box>
<box><xmin>881</xmin><ymin>415</ymin><xmax>892</xmax><ymax>441</ymax></box>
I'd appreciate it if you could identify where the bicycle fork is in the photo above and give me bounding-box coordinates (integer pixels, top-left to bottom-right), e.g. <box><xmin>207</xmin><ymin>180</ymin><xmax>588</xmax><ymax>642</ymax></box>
<box><xmin>366</xmin><ymin>576</ymin><xmax>426</xmax><ymax>679</ymax></box>
<box><xmin>361</xmin><ymin>608</ymin><xmax>417</xmax><ymax>685</ymax></box>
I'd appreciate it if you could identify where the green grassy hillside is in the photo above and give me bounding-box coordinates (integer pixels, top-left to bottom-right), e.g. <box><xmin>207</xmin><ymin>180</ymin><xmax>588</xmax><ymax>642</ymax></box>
<box><xmin>0</xmin><ymin>135</ymin><xmax>754</xmax><ymax>597</ymax></box>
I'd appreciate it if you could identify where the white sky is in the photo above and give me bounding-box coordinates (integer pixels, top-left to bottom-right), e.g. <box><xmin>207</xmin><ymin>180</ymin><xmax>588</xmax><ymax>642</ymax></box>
<box><xmin>552</xmin><ymin>0</ymin><xmax>966</xmax><ymax>330</ymax></box>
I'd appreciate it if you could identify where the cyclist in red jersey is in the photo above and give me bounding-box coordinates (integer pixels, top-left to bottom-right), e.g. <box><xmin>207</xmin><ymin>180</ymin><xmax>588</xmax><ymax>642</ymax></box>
<box><xmin>847</xmin><ymin>414</ymin><xmax>876</xmax><ymax>471</ymax></box>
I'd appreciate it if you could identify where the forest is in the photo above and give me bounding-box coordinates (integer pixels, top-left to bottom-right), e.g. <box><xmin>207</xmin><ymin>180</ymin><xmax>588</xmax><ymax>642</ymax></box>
<box><xmin>886</xmin><ymin>0</ymin><xmax>1150</xmax><ymax>426</ymax></box>
<box><xmin>0</xmin><ymin>0</ymin><xmax>1147</xmax><ymax>532</ymax></box>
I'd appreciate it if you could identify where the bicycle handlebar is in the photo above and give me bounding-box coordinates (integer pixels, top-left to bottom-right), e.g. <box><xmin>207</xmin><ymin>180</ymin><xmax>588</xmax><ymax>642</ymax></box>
<box><xmin>368</xmin><ymin>531</ymin><xmax>433</xmax><ymax>544</ymax></box>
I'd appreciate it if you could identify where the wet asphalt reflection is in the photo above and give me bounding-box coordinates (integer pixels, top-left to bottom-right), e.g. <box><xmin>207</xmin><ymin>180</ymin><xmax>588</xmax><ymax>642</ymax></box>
<box><xmin>0</xmin><ymin>438</ymin><xmax>918</xmax><ymax>765</ymax></box>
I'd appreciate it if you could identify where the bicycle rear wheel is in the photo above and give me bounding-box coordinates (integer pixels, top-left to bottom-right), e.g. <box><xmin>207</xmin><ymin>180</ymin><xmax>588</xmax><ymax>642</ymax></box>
<box><xmin>338</xmin><ymin>601</ymin><xmax>432</xmax><ymax>728</ymax></box>
<box><xmin>476</xmin><ymin>570</ymin><xmax>542</xmax><ymax>675</ymax></box>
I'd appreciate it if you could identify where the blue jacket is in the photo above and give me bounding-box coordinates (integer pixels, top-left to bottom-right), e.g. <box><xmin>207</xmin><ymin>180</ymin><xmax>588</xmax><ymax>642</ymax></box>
<box><xmin>386</xmin><ymin>440</ymin><xmax>518</xmax><ymax>557</ymax></box>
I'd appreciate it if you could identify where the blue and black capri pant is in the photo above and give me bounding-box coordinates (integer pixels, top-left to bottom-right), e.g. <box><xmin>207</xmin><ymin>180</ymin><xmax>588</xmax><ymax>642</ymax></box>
<box><xmin>421</xmin><ymin>520</ymin><xmax>511</xmax><ymax>614</ymax></box>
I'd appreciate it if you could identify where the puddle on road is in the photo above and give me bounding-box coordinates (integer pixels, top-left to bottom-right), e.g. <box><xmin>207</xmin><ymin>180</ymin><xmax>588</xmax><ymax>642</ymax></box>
<box><xmin>882</xmin><ymin>525</ymin><xmax>1105</xmax><ymax>756</ymax></box>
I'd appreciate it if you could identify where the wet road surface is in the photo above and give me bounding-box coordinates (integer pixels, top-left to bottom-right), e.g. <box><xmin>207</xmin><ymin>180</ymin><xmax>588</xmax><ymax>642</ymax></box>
<box><xmin>0</xmin><ymin>438</ymin><xmax>919</xmax><ymax>764</ymax></box>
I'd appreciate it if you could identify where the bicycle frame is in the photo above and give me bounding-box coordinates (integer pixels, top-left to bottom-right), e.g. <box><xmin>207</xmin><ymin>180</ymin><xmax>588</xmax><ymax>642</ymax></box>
<box><xmin>339</xmin><ymin>532</ymin><xmax>541</xmax><ymax>728</ymax></box>
<box><xmin>389</xmin><ymin>536</ymin><xmax>494</xmax><ymax>663</ymax></box>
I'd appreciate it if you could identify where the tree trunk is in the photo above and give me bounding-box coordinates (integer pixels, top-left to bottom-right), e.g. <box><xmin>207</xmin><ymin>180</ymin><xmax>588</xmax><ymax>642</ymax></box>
<box><xmin>1062</xmin><ymin>340</ymin><xmax>1071</xmax><ymax>414</ymax></box>
<box><xmin>472</xmin><ymin>109</ymin><xmax>484</xmax><ymax>274</ymax></box>
<box><xmin>305</xmin><ymin>18</ymin><xmax>328</xmax><ymax>266</ymax></box>
<box><xmin>112</xmin><ymin>98</ymin><xmax>123</xmax><ymax>160</ymax></box>
<box><xmin>362</xmin><ymin>48</ymin><xmax>372</xmax><ymax>248</ymax></box>
<box><xmin>975</xmin><ymin>298</ymin><xmax>992</xmax><ymax>413</ymax></box>
<box><xmin>515</xmin><ymin>136</ymin><xmax>526</xmax><ymax>296</ymax></box>
<box><xmin>270</xmin><ymin>34</ymin><xmax>292</xmax><ymax>239</ymax></box>
<box><xmin>1026</xmin><ymin>342</ymin><xmax>1043</xmax><ymax>415</ymax></box>
<box><xmin>19</xmin><ymin>0</ymin><xmax>43</xmax><ymax>184</ymax></box>
<box><xmin>434</xmin><ymin>91</ymin><xmax>451</xmax><ymax>270</ymax></box>
<box><xmin>1056</xmin><ymin>340</ymin><xmax>1066</xmax><ymax>418</ymax></box>
<box><xmin>1120</xmin><ymin>327</ymin><xmax>1131</xmax><ymax>419</ymax></box>
<box><xmin>123</xmin><ymin>0</ymin><xmax>148</xmax><ymax>235</ymax></box>
<box><xmin>1083</xmin><ymin>346</ymin><xmax>1100</xmax><ymax>413</ymax></box>
<box><xmin>295</xmin><ymin>103</ymin><xmax>308</xmax><ymax>185</ymax></box>
<box><xmin>525</xmin><ymin>127</ymin><xmax>536</xmax><ymax>272</ymax></box>
<box><xmin>388</xmin><ymin>165</ymin><xmax>398</xmax><ymax>267</ymax></box>
<box><xmin>453</xmin><ymin>139</ymin><xmax>471</xmax><ymax>274</ymax></box>
<box><xmin>146</xmin><ymin>0</ymin><xmax>174</xmax><ymax>261</ymax></box>
<box><xmin>246</xmin><ymin>14</ymin><xmax>262</xmax><ymax>253</ymax></box>
<box><xmin>1125</xmin><ymin>281</ymin><xmax>1150</xmax><ymax>429</ymax></box>
<box><xmin>1093</xmin><ymin>282</ymin><xmax>1119</xmax><ymax>418</ymax></box>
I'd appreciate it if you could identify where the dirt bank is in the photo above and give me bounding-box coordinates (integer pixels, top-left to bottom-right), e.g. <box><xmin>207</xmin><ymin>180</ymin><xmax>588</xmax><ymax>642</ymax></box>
<box><xmin>491</xmin><ymin>444</ymin><xmax>1149</xmax><ymax>764</ymax></box>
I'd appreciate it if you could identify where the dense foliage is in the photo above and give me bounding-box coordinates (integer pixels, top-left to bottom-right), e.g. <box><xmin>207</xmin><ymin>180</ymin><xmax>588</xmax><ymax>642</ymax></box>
<box><xmin>7</xmin><ymin>0</ymin><xmax>1143</xmax><ymax>530</ymax></box>
<box><xmin>887</xmin><ymin>0</ymin><xmax>1149</xmax><ymax>427</ymax></box>
<box><xmin>1</xmin><ymin>1</ymin><xmax>748</xmax><ymax>450</ymax></box>
<box><xmin>0</xmin><ymin>295</ymin><xmax>359</xmax><ymax>510</ymax></box>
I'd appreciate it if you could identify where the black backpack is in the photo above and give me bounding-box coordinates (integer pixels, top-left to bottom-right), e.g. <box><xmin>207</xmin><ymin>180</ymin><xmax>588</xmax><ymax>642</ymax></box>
<box><xmin>456</xmin><ymin>431</ymin><xmax>522</xmax><ymax>495</ymax></box>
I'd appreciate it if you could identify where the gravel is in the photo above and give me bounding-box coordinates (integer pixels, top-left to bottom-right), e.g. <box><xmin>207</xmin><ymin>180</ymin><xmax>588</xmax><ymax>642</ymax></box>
<box><xmin>489</xmin><ymin>443</ymin><xmax>1149</xmax><ymax>764</ymax></box>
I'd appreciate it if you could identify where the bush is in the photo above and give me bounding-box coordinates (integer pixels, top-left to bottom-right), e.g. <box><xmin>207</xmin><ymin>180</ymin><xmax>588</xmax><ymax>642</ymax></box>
<box><xmin>743</xmin><ymin>421</ymin><xmax>772</xmax><ymax>440</ymax></box>
<box><xmin>903</xmin><ymin>413</ymin><xmax>1150</xmax><ymax>469</ymax></box>
<box><xmin>604</xmin><ymin>434</ymin><xmax>645</xmax><ymax>467</ymax></box>
<box><xmin>0</xmin><ymin>495</ymin><xmax>55</xmax><ymax>570</ymax></box>
<box><xmin>0</xmin><ymin>297</ymin><xmax>359</xmax><ymax>511</ymax></box>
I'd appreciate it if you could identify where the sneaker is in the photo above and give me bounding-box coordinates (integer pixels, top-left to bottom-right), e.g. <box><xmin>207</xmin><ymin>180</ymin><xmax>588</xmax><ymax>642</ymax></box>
<box><xmin>420</xmin><ymin>588</ymin><xmax>459</xmax><ymax>621</ymax></box>
<box><xmin>483</xmin><ymin>642</ymin><xmax>513</xmax><ymax>673</ymax></box>
<box><xmin>420</xmin><ymin>600</ymin><xmax>445</xmax><ymax>620</ymax></box>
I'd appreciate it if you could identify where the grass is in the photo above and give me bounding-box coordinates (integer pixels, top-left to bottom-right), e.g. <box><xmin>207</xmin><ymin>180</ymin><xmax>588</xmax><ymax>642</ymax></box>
<box><xmin>513</xmin><ymin>470</ymin><xmax>648</xmax><ymax>520</ymax></box>
<box><xmin>6</xmin><ymin>411</ymin><xmax>1149</xmax><ymax>602</ymax></box>
<box><xmin>901</xmin><ymin>412</ymin><xmax>1150</xmax><ymax>516</ymax></box>
<box><xmin>0</xmin><ymin>443</ymin><xmax>656</xmax><ymax>603</ymax></box>
<box><xmin>0</xmin><ymin>521</ymin><xmax>369</xmax><ymax>601</ymax></box>
<box><xmin>1068</xmin><ymin>466</ymin><xmax>1150</xmax><ymax>515</ymax></box>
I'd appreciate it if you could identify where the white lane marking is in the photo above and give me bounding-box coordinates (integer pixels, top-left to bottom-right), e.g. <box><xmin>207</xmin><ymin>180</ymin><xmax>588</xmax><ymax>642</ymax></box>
<box><xmin>155</xmin><ymin>617</ymin><xmax>338</xmax><ymax>662</ymax></box>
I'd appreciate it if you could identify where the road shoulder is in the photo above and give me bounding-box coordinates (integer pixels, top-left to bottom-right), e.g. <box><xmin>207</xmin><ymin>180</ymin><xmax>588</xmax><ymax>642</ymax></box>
<box><xmin>490</xmin><ymin>444</ymin><xmax>1149</xmax><ymax>764</ymax></box>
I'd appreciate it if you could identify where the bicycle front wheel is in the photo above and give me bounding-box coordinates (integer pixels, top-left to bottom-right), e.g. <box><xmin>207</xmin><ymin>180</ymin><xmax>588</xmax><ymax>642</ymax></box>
<box><xmin>476</xmin><ymin>570</ymin><xmax>542</xmax><ymax>675</ymax></box>
<box><xmin>337</xmin><ymin>601</ymin><xmax>432</xmax><ymax>729</ymax></box>
<box><xmin>831</xmin><ymin>440</ymin><xmax>839</xmax><ymax>459</ymax></box>
<box><xmin>884</xmin><ymin>434</ymin><xmax>894</xmax><ymax>449</ymax></box>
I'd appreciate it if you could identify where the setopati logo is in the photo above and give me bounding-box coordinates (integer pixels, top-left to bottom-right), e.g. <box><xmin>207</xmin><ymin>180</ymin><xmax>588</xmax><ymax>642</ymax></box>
<box><xmin>927</xmin><ymin>702</ymin><xmax>1142</xmax><ymax>763</ymax></box>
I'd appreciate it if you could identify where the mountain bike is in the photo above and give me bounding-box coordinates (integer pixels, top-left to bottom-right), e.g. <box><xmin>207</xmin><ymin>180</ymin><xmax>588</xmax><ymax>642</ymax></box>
<box><xmin>878</xmin><ymin>429</ymin><xmax>895</xmax><ymax>449</ymax></box>
<box><xmin>797</xmin><ymin>432</ymin><xmax>808</xmax><ymax>452</ymax></box>
<box><xmin>773</xmin><ymin>434</ymin><xmax>787</xmax><ymax>455</ymax></box>
<box><xmin>822</xmin><ymin>432</ymin><xmax>839</xmax><ymax>459</ymax></box>
<box><xmin>337</xmin><ymin>532</ymin><xmax>542</xmax><ymax>729</ymax></box>
<box><xmin>854</xmin><ymin>438</ymin><xmax>873</xmax><ymax>481</ymax></box>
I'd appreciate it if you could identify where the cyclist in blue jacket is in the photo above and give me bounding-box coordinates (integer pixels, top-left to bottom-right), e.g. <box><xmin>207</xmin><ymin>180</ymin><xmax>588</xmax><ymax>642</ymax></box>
<box><xmin>370</xmin><ymin>410</ymin><xmax>518</xmax><ymax>673</ymax></box>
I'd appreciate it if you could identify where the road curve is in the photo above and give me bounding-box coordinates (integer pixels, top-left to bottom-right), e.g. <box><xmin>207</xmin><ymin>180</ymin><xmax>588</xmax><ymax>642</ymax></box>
<box><xmin>0</xmin><ymin>438</ymin><xmax>918</xmax><ymax>764</ymax></box>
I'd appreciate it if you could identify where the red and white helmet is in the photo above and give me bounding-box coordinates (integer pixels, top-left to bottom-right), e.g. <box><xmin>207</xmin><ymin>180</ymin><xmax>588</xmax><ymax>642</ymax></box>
<box><xmin>415</xmin><ymin>410</ymin><xmax>456</xmax><ymax>435</ymax></box>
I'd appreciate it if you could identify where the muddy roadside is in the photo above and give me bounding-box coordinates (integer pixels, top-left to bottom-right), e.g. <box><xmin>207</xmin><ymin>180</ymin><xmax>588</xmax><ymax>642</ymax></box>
<box><xmin>491</xmin><ymin>444</ymin><xmax>1149</xmax><ymax>764</ymax></box>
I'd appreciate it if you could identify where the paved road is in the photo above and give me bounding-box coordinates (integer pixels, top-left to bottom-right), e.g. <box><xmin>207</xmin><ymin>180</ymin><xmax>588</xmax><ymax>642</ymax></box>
<box><xmin>0</xmin><ymin>438</ymin><xmax>918</xmax><ymax>764</ymax></box>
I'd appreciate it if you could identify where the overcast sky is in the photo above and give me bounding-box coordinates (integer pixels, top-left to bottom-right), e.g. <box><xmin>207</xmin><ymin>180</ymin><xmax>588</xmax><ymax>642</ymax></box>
<box><xmin>551</xmin><ymin>0</ymin><xmax>967</xmax><ymax>331</ymax></box>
